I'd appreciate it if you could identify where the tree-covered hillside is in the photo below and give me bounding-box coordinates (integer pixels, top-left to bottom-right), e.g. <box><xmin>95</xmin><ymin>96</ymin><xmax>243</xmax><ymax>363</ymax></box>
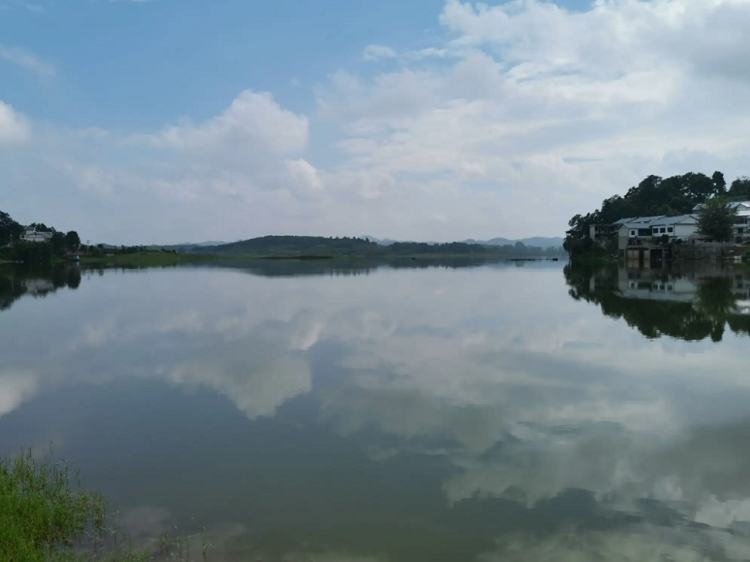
<box><xmin>564</xmin><ymin>172</ymin><xmax>749</xmax><ymax>256</ymax></box>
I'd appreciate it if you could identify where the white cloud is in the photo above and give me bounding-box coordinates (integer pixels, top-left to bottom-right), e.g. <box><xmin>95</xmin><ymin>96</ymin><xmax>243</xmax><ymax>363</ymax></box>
<box><xmin>363</xmin><ymin>45</ymin><xmax>397</xmax><ymax>61</ymax></box>
<box><xmin>4</xmin><ymin>0</ymin><xmax>750</xmax><ymax>243</ymax></box>
<box><xmin>0</xmin><ymin>100</ymin><xmax>31</xmax><ymax>144</ymax></box>
<box><xmin>286</xmin><ymin>158</ymin><xmax>324</xmax><ymax>193</ymax></box>
<box><xmin>165</xmin><ymin>347</ymin><xmax>312</xmax><ymax>420</ymax></box>
<box><xmin>363</xmin><ymin>44</ymin><xmax>449</xmax><ymax>63</ymax></box>
<box><xmin>0</xmin><ymin>370</ymin><xmax>38</xmax><ymax>418</ymax></box>
<box><xmin>0</xmin><ymin>1</ymin><xmax>46</xmax><ymax>14</ymax></box>
<box><xmin>314</xmin><ymin>0</ymin><xmax>750</xmax><ymax>238</ymax></box>
<box><xmin>142</xmin><ymin>90</ymin><xmax>308</xmax><ymax>155</ymax></box>
<box><xmin>0</xmin><ymin>44</ymin><xmax>55</xmax><ymax>78</ymax></box>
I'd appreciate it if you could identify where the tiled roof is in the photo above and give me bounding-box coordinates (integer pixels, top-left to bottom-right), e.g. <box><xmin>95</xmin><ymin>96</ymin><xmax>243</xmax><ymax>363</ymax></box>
<box><xmin>613</xmin><ymin>214</ymin><xmax>697</xmax><ymax>227</ymax></box>
<box><xmin>649</xmin><ymin>214</ymin><xmax>697</xmax><ymax>226</ymax></box>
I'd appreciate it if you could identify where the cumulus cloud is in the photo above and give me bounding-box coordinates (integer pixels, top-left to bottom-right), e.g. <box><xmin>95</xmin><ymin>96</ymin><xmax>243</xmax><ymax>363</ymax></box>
<box><xmin>0</xmin><ymin>100</ymin><xmax>31</xmax><ymax>144</ymax></box>
<box><xmin>5</xmin><ymin>0</ymin><xmax>750</xmax><ymax>243</ymax></box>
<box><xmin>0</xmin><ymin>90</ymin><xmax>321</xmax><ymax>243</ymax></box>
<box><xmin>142</xmin><ymin>90</ymin><xmax>308</xmax><ymax>156</ymax></box>
<box><xmin>315</xmin><ymin>0</ymin><xmax>750</xmax><ymax>238</ymax></box>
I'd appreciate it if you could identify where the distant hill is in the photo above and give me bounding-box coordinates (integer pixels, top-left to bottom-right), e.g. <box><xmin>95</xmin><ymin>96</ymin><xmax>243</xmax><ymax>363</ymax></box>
<box><xmin>146</xmin><ymin>241</ymin><xmax>229</xmax><ymax>251</ymax></box>
<box><xmin>198</xmin><ymin>236</ymin><xmax>383</xmax><ymax>257</ymax></box>
<box><xmin>366</xmin><ymin>235</ymin><xmax>564</xmax><ymax>249</ymax></box>
<box><xmin>190</xmin><ymin>235</ymin><xmax>565</xmax><ymax>258</ymax></box>
<box><xmin>464</xmin><ymin>237</ymin><xmax>564</xmax><ymax>249</ymax></box>
<box><xmin>361</xmin><ymin>236</ymin><xmax>397</xmax><ymax>246</ymax></box>
<box><xmin>362</xmin><ymin>236</ymin><xmax>563</xmax><ymax>249</ymax></box>
<box><xmin>177</xmin><ymin>241</ymin><xmax>228</xmax><ymax>247</ymax></box>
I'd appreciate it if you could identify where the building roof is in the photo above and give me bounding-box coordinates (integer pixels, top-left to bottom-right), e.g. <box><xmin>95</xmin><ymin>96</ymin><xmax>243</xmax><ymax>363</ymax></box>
<box><xmin>650</xmin><ymin>214</ymin><xmax>698</xmax><ymax>226</ymax></box>
<box><xmin>612</xmin><ymin>214</ymin><xmax>697</xmax><ymax>228</ymax></box>
<box><xmin>693</xmin><ymin>201</ymin><xmax>750</xmax><ymax>212</ymax></box>
<box><xmin>22</xmin><ymin>228</ymin><xmax>53</xmax><ymax>239</ymax></box>
<box><xmin>618</xmin><ymin>216</ymin><xmax>665</xmax><ymax>227</ymax></box>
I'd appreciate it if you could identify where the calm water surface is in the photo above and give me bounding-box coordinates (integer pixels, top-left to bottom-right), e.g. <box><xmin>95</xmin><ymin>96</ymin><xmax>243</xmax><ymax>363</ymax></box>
<box><xmin>2</xmin><ymin>260</ymin><xmax>750</xmax><ymax>561</ymax></box>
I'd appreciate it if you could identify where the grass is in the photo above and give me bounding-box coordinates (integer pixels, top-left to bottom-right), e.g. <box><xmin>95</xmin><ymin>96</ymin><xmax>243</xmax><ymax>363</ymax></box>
<box><xmin>77</xmin><ymin>252</ymin><xmax>219</xmax><ymax>268</ymax></box>
<box><xmin>0</xmin><ymin>450</ymin><xmax>201</xmax><ymax>562</ymax></box>
<box><xmin>0</xmin><ymin>450</ymin><xmax>104</xmax><ymax>561</ymax></box>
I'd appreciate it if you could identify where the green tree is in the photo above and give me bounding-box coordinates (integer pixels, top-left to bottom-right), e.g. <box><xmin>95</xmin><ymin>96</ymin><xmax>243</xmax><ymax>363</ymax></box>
<box><xmin>712</xmin><ymin>171</ymin><xmax>727</xmax><ymax>196</ymax></box>
<box><xmin>50</xmin><ymin>231</ymin><xmax>66</xmax><ymax>255</ymax></box>
<box><xmin>65</xmin><ymin>230</ymin><xmax>81</xmax><ymax>251</ymax></box>
<box><xmin>11</xmin><ymin>242</ymin><xmax>52</xmax><ymax>266</ymax></box>
<box><xmin>29</xmin><ymin>223</ymin><xmax>53</xmax><ymax>233</ymax></box>
<box><xmin>0</xmin><ymin>211</ymin><xmax>23</xmax><ymax>246</ymax></box>
<box><xmin>697</xmin><ymin>198</ymin><xmax>736</xmax><ymax>242</ymax></box>
<box><xmin>697</xmin><ymin>277</ymin><xmax>736</xmax><ymax>321</ymax></box>
<box><xmin>729</xmin><ymin>177</ymin><xmax>750</xmax><ymax>198</ymax></box>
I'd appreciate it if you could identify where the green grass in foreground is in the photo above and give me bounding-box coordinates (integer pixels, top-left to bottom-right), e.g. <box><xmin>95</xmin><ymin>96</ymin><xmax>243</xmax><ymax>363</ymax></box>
<box><xmin>0</xmin><ymin>451</ymin><xmax>150</xmax><ymax>562</ymax></box>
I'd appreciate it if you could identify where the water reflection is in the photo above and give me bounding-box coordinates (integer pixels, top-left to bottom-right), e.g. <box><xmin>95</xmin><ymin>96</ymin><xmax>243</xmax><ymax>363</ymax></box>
<box><xmin>0</xmin><ymin>260</ymin><xmax>749</xmax><ymax>561</ymax></box>
<box><xmin>0</xmin><ymin>265</ymin><xmax>81</xmax><ymax>312</ymax></box>
<box><xmin>565</xmin><ymin>262</ymin><xmax>750</xmax><ymax>341</ymax></box>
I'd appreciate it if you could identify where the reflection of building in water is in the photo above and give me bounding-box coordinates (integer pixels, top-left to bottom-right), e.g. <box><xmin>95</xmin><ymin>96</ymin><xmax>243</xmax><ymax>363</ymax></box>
<box><xmin>619</xmin><ymin>269</ymin><xmax>699</xmax><ymax>303</ymax></box>
<box><xmin>1</xmin><ymin>266</ymin><xmax>83</xmax><ymax>313</ymax></box>
<box><xmin>589</xmin><ymin>267</ymin><xmax>750</xmax><ymax>315</ymax></box>
<box><xmin>22</xmin><ymin>279</ymin><xmax>56</xmax><ymax>295</ymax></box>
<box><xmin>732</xmin><ymin>273</ymin><xmax>750</xmax><ymax>314</ymax></box>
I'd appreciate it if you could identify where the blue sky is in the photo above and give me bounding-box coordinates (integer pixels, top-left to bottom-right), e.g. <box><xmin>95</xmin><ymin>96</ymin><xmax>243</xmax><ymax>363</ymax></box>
<box><xmin>2</xmin><ymin>0</ymin><xmax>452</xmax><ymax>128</ymax></box>
<box><xmin>2</xmin><ymin>0</ymin><xmax>750</xmax><ymax>244</ymax></box>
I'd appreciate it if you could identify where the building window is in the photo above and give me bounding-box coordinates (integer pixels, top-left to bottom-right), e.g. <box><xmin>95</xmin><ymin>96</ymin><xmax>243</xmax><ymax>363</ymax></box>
<box><xmin>630</xmin><ymin>230</ymin><xmax>636</xmax><ymax>237</ymax></box>
<box><xmin>667</xmin><ymin>227</ymin><xmax>673</xmax><ymax>233</ymax></box>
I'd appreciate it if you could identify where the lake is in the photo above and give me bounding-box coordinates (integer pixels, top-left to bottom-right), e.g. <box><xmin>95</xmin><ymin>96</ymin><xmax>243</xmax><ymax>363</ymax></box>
<box><xmin>1</xmin><ymin>259</ymin><xmax>750</xmax><ymax>561</ymax></box>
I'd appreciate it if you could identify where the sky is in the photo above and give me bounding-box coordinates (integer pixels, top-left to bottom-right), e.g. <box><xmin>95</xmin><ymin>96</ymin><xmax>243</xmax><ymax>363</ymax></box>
<box><xmin>1</xmin><ymin>0</ymin><xmax>750</xmax><ymax>245</ymax></box>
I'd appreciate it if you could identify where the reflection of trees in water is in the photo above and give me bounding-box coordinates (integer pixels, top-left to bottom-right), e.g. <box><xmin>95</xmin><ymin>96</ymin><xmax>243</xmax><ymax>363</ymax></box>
<box><xmin>564</xmin><ymin>263</ymin><xmax>750</xmax><ymax>342</ymax></box>
<box><xmin>196</xmin><ymin>257</ymin><xmax>527</xmax><ymax>278</ymax></box>
<box><xmin>0</xmin><ymin>265</ymin><xmax>82</xmax><ymax>313</ymax></box>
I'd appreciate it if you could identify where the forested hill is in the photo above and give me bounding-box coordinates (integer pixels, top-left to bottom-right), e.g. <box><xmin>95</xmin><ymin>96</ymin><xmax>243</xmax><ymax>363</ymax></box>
<box><xmin>564</xmin><ymin>172</ymin><xmax>750</xmax><ymax>255</ymax></box>
<box><xmin>192</xmin><ymin>236</ymin><xmax>565</xmax><ymax>257</ymax></box>
<box><xmin>198</xmin><ymin>236</ymin><xmax>383</xmax><ymax>257</ymax></box>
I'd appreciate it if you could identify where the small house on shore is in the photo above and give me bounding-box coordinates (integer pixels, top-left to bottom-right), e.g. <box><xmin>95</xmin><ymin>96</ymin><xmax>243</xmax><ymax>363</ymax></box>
<box><xmin>590</xmin><ymin>214</ymin><xmax>699</xmax><ymax>252</ymax></box>
<box><xmin>20</xmin><ymin>227</ymin><xmax>53</xmax><ymax>243</ymax></box>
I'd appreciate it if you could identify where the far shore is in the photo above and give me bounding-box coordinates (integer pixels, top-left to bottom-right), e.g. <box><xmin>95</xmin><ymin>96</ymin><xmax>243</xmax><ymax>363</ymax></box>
<box><xmin>2</xmin><ymin>250</ymin><xmax>567</xmax><ymax>269</ymax></box>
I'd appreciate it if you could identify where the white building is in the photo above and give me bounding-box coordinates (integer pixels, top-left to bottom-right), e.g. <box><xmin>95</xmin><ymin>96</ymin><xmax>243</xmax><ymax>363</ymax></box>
<box><xmin>20</xmin><ymin>228</ymin><xmax>54</xmax><ymax>243</ymax></box>
<box><xmin>693</xmin><ymin>201</ymin><xmax>750</xmax><ymax>243</ymax></box>
<box><xmin>646</xmin><ymin>215</ymin><xmax>698</xmax><ymax>240</ymax></box>
<box><xmin>612</xmin><ymin>215</ymin><xmax>698</xmax><ymax>251</ymax></box>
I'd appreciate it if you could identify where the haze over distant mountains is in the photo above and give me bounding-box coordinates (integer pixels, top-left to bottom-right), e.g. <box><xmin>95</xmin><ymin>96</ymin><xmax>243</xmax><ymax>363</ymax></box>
<box><xmin>363</xmin><ymin>236</ymin><xmax>564</xmax><ymax>249</ymax></box>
